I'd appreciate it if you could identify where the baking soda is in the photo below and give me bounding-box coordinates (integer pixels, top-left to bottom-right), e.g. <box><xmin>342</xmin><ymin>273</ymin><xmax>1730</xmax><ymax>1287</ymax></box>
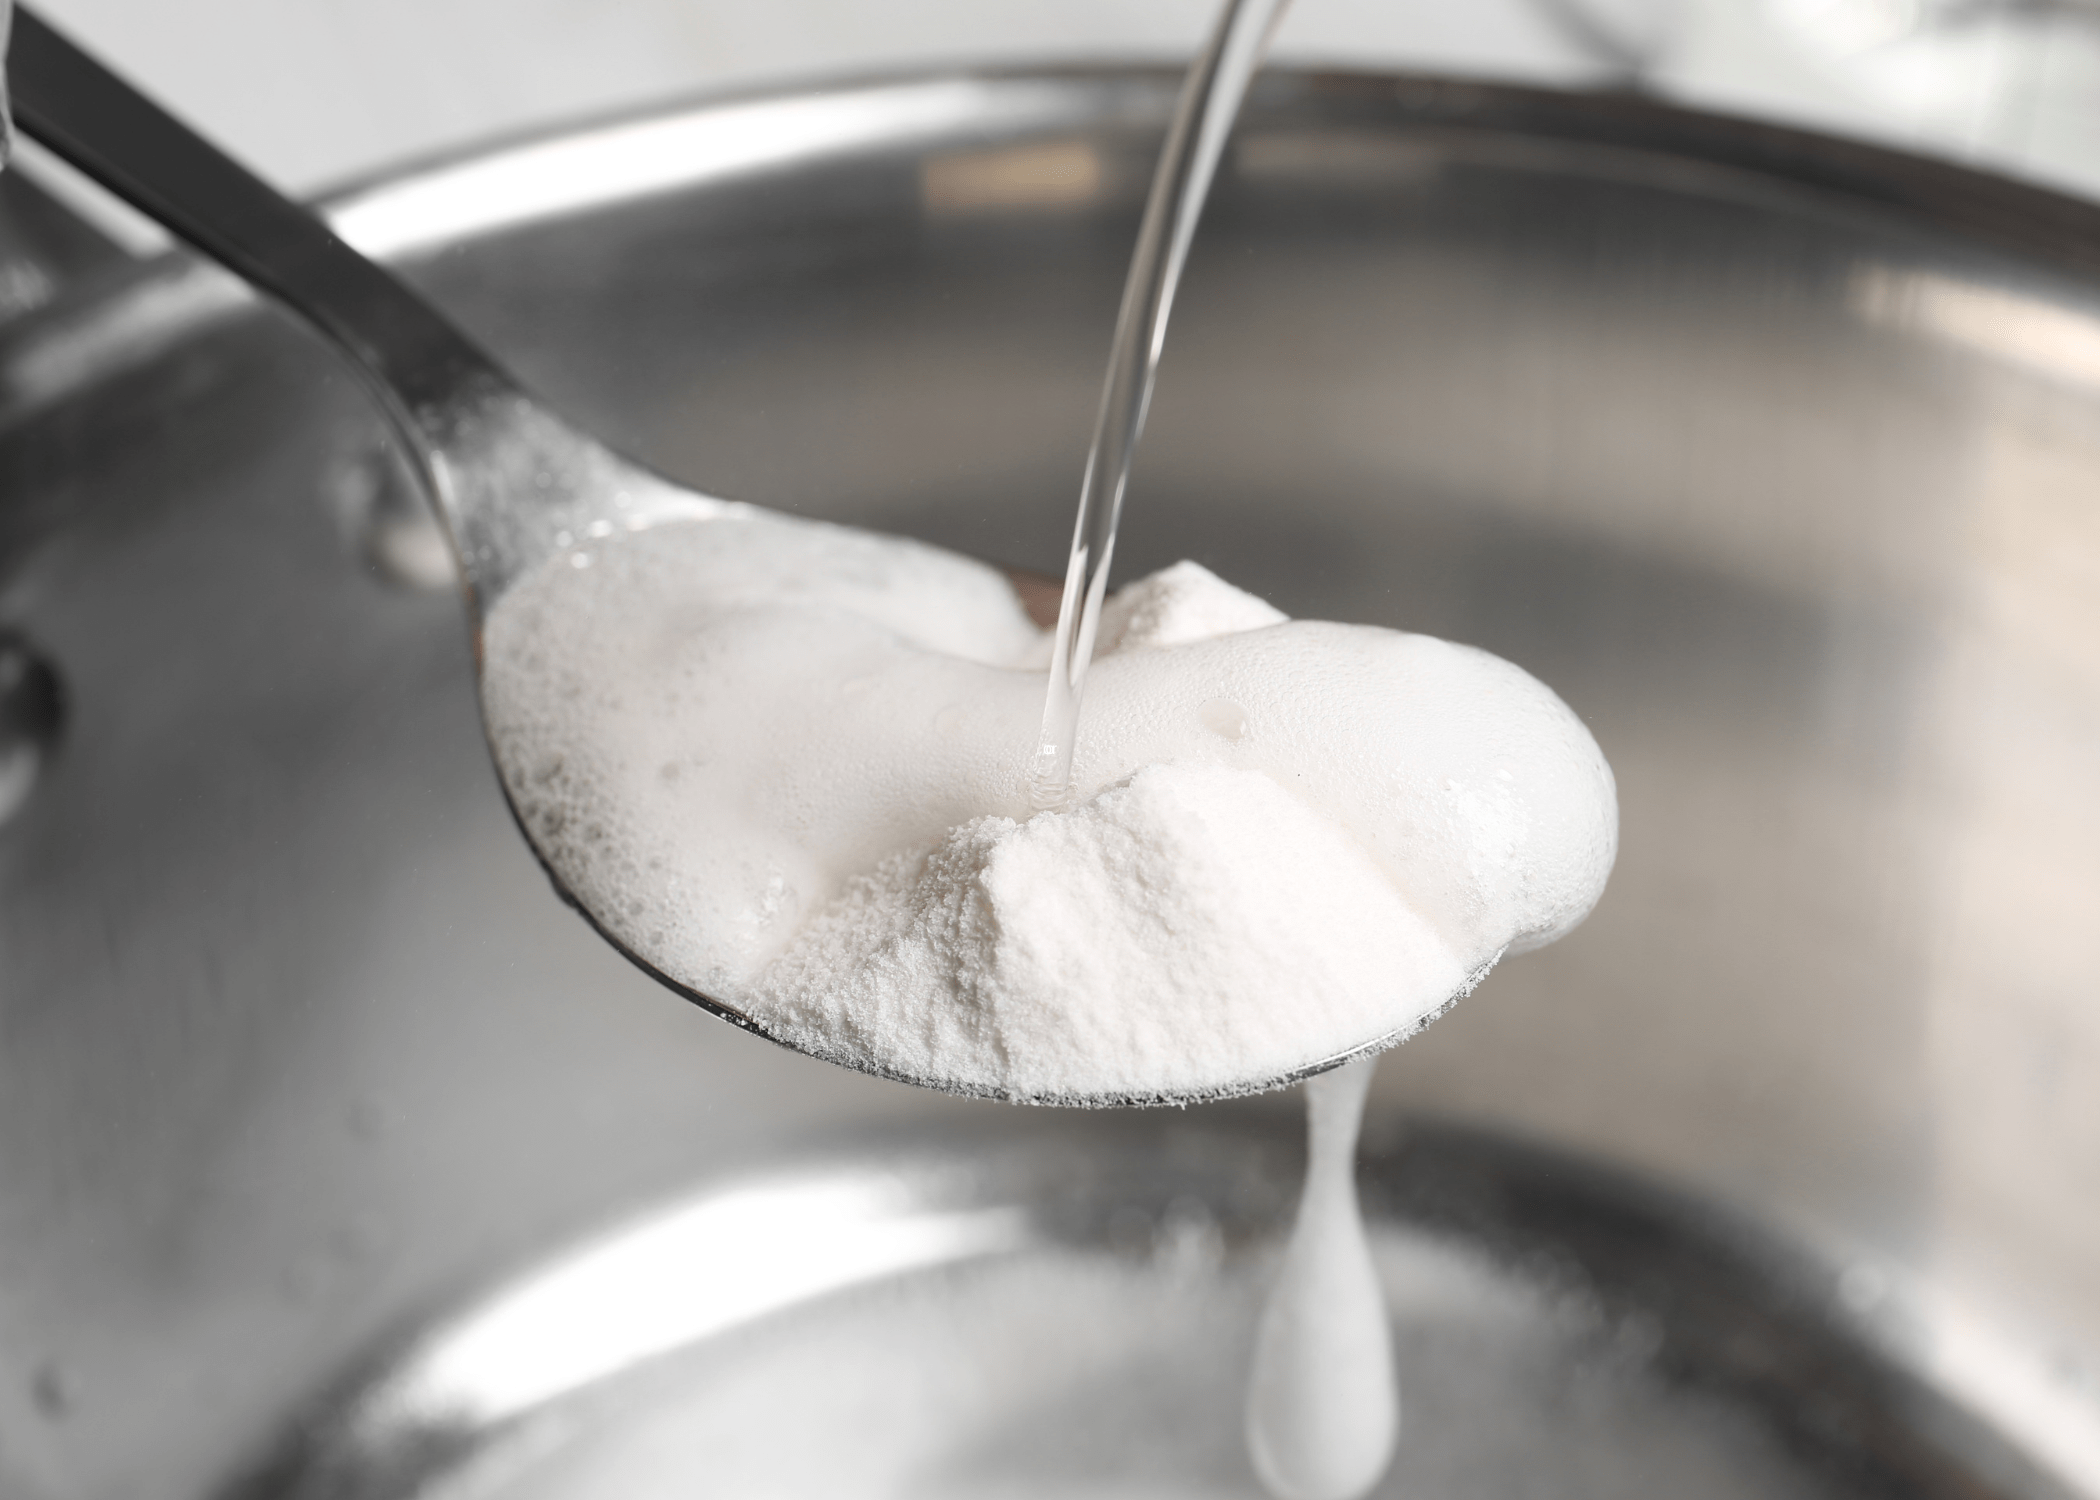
<box><xmin>479</xmin><ymin>506</ymin><xmax>1617</xmax><ymax>1102</ymax></box>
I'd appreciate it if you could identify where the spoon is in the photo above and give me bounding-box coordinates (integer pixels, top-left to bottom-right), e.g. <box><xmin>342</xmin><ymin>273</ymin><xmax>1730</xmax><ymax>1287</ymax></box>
<box><xmin>7</xmin><ymin>4</ymin><xmax>1433</xmax><ymax>1107</ymax></box>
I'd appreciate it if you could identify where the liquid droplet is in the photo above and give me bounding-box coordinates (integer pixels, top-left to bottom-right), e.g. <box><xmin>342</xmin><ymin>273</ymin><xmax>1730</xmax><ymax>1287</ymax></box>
<box><xmin>1246</xmin><ymin>1055</ymin><xmax>1397</xmax><ymax>1500</ymax></box>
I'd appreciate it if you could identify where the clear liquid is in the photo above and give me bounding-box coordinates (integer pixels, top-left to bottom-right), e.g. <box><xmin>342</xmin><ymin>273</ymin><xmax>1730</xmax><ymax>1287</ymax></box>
<box><xmin>1026</xmin><ymin>6</ymin><xmax>1400</xmax><ymax>1493</ymax></box>
<box><xmin>1027</xmin><ymin>0</ymin><xmax>1293</xmax><ymax>809</ymax></box>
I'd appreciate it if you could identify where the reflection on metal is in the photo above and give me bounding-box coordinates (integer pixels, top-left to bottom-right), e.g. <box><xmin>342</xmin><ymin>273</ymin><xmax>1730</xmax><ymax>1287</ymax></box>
<box><xmin>0</xmin><ymin>0</ymin><xmax>15</xmax><ymax>171</ymax></box>
<box><xmin>1526</xmin><ymin>0</ymin><xmax>1678</xmax><ymax>86</ymax></box>
<box><xmin>0</xmin><ymin>259</ymin><xmax>240</xmax><ymax>417</ymax></box>
<box><xmin>1920</xmin><ymin>1286</ymin><xmax>2100</xmax><ymax>1498</ymax></box>
<box><xmin>922</xmin><ymin>142</ymin><xmax>1105</xmax><ymax>216</ymax></box>
<box><xmin>1233</xmin><ymin>129</ymin><xmax>1443</xmax><ymax>186</ymax></box>
<box><xmin>0</xmin><ymin>629</ymin><xmax>60</xmax><ymax>827</ymax></box>
<box><xmin>329</xmin><ymin>81</ymin><xmax>1097</xmax><ymax>260</ymax></box>
<box><xmin>1850</xmin><ymin>265</ymin><xmax>2100</xmax><ymax>389</ymax></box>
<box><xmin>248</xmin><ymin>1127</ymin><xmax>2075</xmax><ymax>1500</ymax></box>
<box><xmin>7</xmin><ymin>131</ymin><xmax>172</xmax><ymax>257</ymax></box>
<box><xmin>359</xmin><ymin>1173</ymin><xmax>1027</xmax><ymax>1429</ymax></box>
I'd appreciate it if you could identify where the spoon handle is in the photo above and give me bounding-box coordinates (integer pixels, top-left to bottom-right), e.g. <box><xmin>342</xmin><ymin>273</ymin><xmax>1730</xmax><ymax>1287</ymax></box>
<box><xmin>7</xmin><ymin>7</ymin><xmax>513</xmax><ymax>470</ymax></box>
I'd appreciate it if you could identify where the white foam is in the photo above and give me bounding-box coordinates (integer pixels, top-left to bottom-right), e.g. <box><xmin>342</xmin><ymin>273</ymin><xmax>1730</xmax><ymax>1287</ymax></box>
<box><xmin>479</xmin><ymin>507</ymin><xmax>1618</xmax><ymax>1100</ymax></box>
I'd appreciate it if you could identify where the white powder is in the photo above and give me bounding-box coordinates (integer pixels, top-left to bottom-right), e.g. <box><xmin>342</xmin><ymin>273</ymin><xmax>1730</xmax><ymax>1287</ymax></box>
<box><xmin>756</xmin><ymin>763</ymin><xmax>1465</xmax><ymax>1102</ymax></box>
<box><xmin>479</xmin><ymin>507</ymin><xmax>1617</xmax><ymax>1101</ymax></box>
<box><xmin>1095</xmin><ymin>557</ymin><xmax>1288</xmax><ymax>651</ymax></box>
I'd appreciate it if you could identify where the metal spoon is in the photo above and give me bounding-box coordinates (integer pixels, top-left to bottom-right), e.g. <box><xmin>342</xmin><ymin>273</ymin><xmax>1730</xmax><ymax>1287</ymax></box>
<box><xmin>7</xmin><ymin>4</ymin><xmax>1432</xmax><ymax>1107</ymax></box>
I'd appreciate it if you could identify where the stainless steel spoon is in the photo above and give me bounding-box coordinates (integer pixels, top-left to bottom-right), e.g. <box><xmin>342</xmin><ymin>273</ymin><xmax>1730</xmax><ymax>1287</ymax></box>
<box><xmin>7</xmin><ymin>4</ymin><xmax>1436</xmax><ymax>1106</ymax></box>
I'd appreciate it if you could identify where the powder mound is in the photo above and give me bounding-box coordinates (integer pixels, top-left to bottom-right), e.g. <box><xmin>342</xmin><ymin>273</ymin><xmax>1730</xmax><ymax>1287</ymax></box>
<box><xmin>751</xmin><ymin>762</ymin><xmax>1469</xmax><ymax>1102</ymax></box>
<box><xmin>479</xmin><ymin>511</ymin><xmax>1619</xmax><ymax>1101</ymax></box>
<box><xmin>1095</xmin><ymin>559</ymin><xmax>1287</xmax><ymax>653</ymax></box>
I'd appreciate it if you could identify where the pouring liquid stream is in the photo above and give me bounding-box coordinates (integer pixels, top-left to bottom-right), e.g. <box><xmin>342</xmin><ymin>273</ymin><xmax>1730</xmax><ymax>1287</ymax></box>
<box><xmin>1028</xmin><ymin>0</ymin><xmax>1292</xmax><ymax>810</ymax></box>
<box><xmin>1024</xmin><ymin>2</ymin><xmax>1400</xmax><ymax>1495</ymax></box>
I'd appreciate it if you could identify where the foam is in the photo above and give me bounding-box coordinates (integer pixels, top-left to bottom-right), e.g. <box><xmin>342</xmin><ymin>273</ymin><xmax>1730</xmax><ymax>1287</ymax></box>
<box><xmin>479</xmin><ymin>506</ymin><xmax>1618</xmax><ymax>1100</ymax></box>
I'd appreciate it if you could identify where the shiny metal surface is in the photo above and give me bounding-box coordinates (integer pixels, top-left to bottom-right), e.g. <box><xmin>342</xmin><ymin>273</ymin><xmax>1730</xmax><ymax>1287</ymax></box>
<box><xmin>0</xmin><ymin>65</ymin><xmax>2097</xmax><ymax>1500</ymax></box>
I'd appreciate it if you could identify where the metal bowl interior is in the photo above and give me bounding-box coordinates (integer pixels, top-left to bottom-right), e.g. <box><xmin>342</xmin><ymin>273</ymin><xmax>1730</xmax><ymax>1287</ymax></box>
<box><xmin>228</xmin><ymin>1116</ymin><xmax>2068</xmax><ymax>1500</ymax></box>
<box><xmin>0</xmin><ymin>66</ymin><xmax>2096</xmax><ymax>1500</ymax></box>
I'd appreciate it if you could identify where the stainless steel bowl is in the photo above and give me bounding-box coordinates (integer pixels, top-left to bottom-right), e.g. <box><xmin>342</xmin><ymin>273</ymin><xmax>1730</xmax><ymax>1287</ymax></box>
<box><xmin>1</xmin><ymin>67</ymin><xmax>2095</xmax><ymax>1500</ymax></box>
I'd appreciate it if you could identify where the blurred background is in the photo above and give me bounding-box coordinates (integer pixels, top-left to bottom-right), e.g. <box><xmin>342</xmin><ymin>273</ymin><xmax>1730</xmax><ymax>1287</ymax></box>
<box><xmin>26</xmin><ymin>0</ymin><xmax>2100</xmax><ymax>202</ymax></box>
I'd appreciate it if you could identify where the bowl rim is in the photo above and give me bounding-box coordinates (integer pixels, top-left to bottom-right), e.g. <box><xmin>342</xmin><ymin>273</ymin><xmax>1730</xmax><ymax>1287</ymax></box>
<box><xmin>10</xmin><ymin>61</ymin><xmax>2100</xmax><ymax>434</ymax></box>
